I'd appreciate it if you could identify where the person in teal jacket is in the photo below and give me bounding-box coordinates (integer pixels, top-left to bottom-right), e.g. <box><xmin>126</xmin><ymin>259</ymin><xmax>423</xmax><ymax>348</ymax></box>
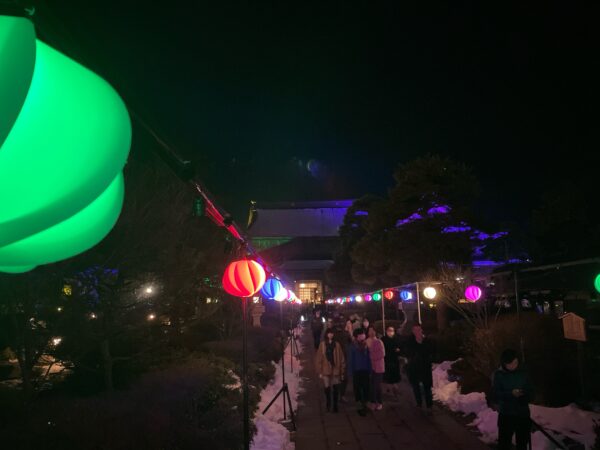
<box><xmin>492</xmin><ymin>349</ymin><xmax>534</xmax><ymax>450</ymax></box>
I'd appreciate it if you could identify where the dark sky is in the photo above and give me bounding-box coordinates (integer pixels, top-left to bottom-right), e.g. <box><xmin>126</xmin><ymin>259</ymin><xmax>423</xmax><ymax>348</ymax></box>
<box><xmin>31</xmin><ymin>1</ymin><xmax>598</xmax><ymax>224</ymax></box>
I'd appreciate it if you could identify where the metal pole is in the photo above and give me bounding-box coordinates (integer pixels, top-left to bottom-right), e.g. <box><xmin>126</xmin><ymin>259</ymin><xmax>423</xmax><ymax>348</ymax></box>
<box><xmin>514</xmin><ymin>271</ymin><xmax>525</xmax><ymax>363</ymax></box>
<box><xmin>242</xmin><ymin>297</ymin><xmax>249</xmax><ymax>450</ymax></box>
<box><xmin>577</xmin><ymin>341</ymin><xmax>586</xmax><ymax>399</ymax></box>
<box><xmin>416</xmin><ymin>282</ymin><xmax>422</xmax><ymax>325</ymax></box>
<box><xmin>281</xmin><ymin>307</ymin><xmax>287</xmax><ymax>420</ymax></box>
<box><xmin>381</xmin><ymin>291</ymin><xmax>386</xmax><ymax>333</ymax></box>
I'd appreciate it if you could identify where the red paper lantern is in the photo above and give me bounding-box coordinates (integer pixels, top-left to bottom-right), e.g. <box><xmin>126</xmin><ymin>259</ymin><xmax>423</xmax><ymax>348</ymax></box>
<box><xmin>384</xmin><ymin>290</ymin><xmax>394</xmax><ymax>300</ymax></box>
<box><xmin>222</xmin><ymin>260</ymin><xmax>266</xmax><ymax>297</ymax></box>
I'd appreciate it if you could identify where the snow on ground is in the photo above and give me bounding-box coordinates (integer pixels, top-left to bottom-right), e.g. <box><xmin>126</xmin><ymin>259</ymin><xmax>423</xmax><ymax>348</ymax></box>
<box><xmin>432</xmin><ymin>360</ymin><xmax>600</xmax><ymax>449</ymax></box>
<box><xmin>251</xmin><ymin>325</ymin><xmax>304</xmax><ymax>450</ymax></box>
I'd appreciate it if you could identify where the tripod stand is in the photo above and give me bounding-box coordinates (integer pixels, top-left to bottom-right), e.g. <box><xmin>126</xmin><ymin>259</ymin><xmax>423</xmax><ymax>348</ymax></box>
<box><xmin>285</xmin><ymin>323</ymin><xmax>301</xmax><ymax>373</ymax></box>
<box><xmin>261</xmin><ymin>329</ymin><xmax>297</xmax><ymax>430</ymax></box>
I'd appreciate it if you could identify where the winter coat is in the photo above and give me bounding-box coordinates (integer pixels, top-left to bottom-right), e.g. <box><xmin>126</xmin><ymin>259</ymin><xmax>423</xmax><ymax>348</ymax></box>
<box><xmin>382</xmin><ymin>335</ymin><xmax>402</xmax><ymax>364</ymax></box>
<box><xmin>493</xmin><ymin>366</ymin><xmax>533</xmax><ymax>417</ymax></box>
<box><xmin>368</xmin><ymin>338</ymin><xmax>386</xmax><ymax>374</ymax></box>
<box><xmin>349</xmin><ymin>342</ymin><xmax>371</xmax><ymax>373</ymax></box>
<box><xmin>315</xmin><ymin>339</ymin><xmax>346</xmax><ymax>378</ymax></box>
<box><xmin>404</xmin><ymin>335</ymin><xmax>433</xmax><ymax>384</ymax></box>
<box><xmin>382</xmin><ymin>335</ymin><xmax>402</xmax><ymax>383</ymax></box>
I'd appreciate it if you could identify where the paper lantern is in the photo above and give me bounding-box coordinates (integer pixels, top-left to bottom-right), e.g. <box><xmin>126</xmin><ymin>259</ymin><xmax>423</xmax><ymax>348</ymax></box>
<box><xmin>595</xmin><ymin>274</ymin><xmax>600</xmax><ymax>294</ymax></box>
<box><xmin>372</xmin><ymin>292</ymin><xmax>382</xmax><ymax>301</ymax></box>
<box><xmin>365</xmin><ymin>294</ymin><xmax>372</xmax><ymax>302</ymax></box>
<box><xmin>400</xmin><ymin>290</ymin><xmax>413</xmax><ymax>301</ymax></box>
<box><xmin>384</xmin><ymin>290</ymin><xmax>394</xmax><ymax>300</ymax></box>
<box><xmin>465</xmin><ymin>285</ymin><xmax>482</xmax><ymax>302</ymax></box>
<box><xmin>274</xmin><ymin>288</ymin><xmax>288</xmax><ymax>302</ymax></box>
<box><xmin>423</xmin><ymin>287</ymin><xmax>437</xmax><ymax>300</ymax></box>
<box><xmin>355</xmin><ymin>295</ymin><xmax>363</xmax><ymax>302</ymax></box>
<box><xmin>0</xmin><ymin>15</ymin><xmax>131</xmax><ymax>273</ymax></box>
<box><xmin>222</xmin><ymin>260</ymin><xmax>266</xmax><ymax>297</ymax></box>
<box><xmin>260</xmin><ymin>278</ymin><xmax>282</xmax><ymax>300</ymax></box>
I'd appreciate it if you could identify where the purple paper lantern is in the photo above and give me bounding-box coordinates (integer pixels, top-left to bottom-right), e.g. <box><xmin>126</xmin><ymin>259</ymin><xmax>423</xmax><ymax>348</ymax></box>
<box><xmin>465</xmin><ymin>285</ymin><xmax>482</xmax><ymax>302</ymax></box>
<box><xmin>365</xmin><ymin>294</ymin><xmax>372</xmax><ymax>302</ymax></box>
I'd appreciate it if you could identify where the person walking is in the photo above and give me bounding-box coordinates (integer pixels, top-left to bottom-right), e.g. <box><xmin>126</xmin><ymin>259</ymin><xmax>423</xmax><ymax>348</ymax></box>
<box><xmin>349</xmin><ymin>328</ymin><xmax>371</xmax><ymax>416</ymax></box>
<box><xmin>311</xmin><ymin>310</ymin><xmax>324</xmax><ymax>350</ymax></box>
<box><xmin>335</xmin><ymin>320</ymin><xmax>352</xmax><ymax>403</ymax></box>
<box><xmin>493</xmin><ymin>349</ymin><xmax>534</xmax><ymax>450</ymax></box>
<box><xmin>405</xmin><ymin>324</ymin><xmax>434</xmax><ymax>413</ymax></box>
<box><xmin>366</xmin><ymin>326</ymin><xmax>385</xmax><ymax>410</ymax></box>
<box><xmin>382</xmin><ymin>325</ymin><xmax>402</xmax><ymax>394</ymax></box>
<box><xmin>315</xmin><ymin>328</ymin><xmax>346</xmax><ymax>413</ymax></box>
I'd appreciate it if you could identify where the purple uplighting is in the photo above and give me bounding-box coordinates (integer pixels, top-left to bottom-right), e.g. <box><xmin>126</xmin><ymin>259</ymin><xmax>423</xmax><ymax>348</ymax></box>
<box><xmin>442</xmin><ymin>225</ymin><xmax>472</xmax><ymax>233</ymax></box>
<box><xmin>396</xmin><ymin>212</ymin><xmax>423</xmax><ymax>227</ymax></box>
<box><xmin>427</xmin><ymin>205</ymin><xmax>451</xmax><ymax>216</ymax></box>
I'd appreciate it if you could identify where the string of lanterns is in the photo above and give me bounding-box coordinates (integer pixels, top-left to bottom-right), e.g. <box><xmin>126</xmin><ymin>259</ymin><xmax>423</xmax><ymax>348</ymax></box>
<box><xmin>327</xmin><ymin>284</ymin><xmax>484</xmax><ymax>304</ymax></box>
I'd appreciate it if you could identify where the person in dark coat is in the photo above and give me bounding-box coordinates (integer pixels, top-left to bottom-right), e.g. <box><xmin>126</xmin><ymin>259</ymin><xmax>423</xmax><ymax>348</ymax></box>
<box><xmin>493</xmin><ymin>349</ymin><xmax>533</xmax><ymax>450</ymax></box>
<box><xmin>311</xmin><ymin>310</ymin><xmax>324</xmax><ymax>350</ymax></box>
<box><xmin>381</xmin><ymin>326</ymin><xmax>402</xmax><ymax>391</ymax></box>
<box><xmin>404</xmin><ymin>323</ymin><xmax>434</xmax><ymax>412</ymax></box>
<box><xmin>349</xmin><ymin>328</ymin><xmax>371</xmax><ymax>416</ymax></box>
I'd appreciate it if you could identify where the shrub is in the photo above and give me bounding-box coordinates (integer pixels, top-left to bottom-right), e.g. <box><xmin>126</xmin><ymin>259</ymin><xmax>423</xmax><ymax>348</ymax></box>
<box><xmin>464</xmin><ymin>313</ymin><xmax>579</xmax><ymax>406</ymax></box>
<box><xmin>0</xmin><ymin>357</ymin><xmax>247</xmax><ymax>450</ymax></box>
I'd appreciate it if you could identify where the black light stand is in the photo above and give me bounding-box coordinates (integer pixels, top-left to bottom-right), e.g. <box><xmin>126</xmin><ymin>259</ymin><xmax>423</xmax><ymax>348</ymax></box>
<box><xmin>262</xmin><ymin>303</ymin><xmax>297</xmax><ymax>430</ymax></box>
<box><xmin>242</xmin><ymin>296</ymin><xmax>250</xmax><ymax>450</ymax></box>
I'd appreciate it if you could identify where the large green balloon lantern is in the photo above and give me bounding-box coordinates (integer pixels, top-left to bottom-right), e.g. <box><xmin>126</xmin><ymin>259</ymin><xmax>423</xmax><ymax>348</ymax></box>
<box><xmin>0</xmin><ymin>16</ymin><xmax>131</xmax><ymax>273</ymax></box>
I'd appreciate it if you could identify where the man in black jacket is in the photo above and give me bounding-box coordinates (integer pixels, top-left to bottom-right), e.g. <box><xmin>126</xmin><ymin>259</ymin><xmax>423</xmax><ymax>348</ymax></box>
<box><xmin>404</xmin><ymin>324</ymin><xmax>434</xmax><ymax>413</ymax></box>
<box><xmin>493</xmin><ymin>349</ymin><xmax>534</xmax><ymax>450</ymax></box>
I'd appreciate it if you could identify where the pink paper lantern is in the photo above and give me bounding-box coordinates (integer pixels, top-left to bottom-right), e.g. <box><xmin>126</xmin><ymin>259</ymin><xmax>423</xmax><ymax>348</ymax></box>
<box><xmin>465</xmin><ymin>285</ymin><xmax>482</xmax><ymax>302</ymax></box>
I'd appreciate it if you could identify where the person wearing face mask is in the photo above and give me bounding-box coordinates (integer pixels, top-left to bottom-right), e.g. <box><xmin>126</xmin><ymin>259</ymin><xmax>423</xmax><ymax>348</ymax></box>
<box><xmin>381</xmin><ymin>326</ymin><xmax>402</xmax><ymax>394</ymax></box>
<box><xmin>315</xmin><ymin>328</ymin><xmax>346</xmax><ymax>413</ymax></box>
<box><xmin>349</xmin><ymin>328</ymin><xmax>371</xmax><ymax>416</ymax></box>
<box><xmin>493</xmin><ymin>349</ymin><xmax>533</xmax><ymax>450</ymax></box>
<box><xmin>405</xmin><ymin>324</ymin><xmax>434</xmax><ymax>414</ymax></box>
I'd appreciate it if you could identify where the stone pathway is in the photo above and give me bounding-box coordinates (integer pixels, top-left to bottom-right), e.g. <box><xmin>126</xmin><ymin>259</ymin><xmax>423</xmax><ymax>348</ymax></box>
<box><xmin>294</xmin><ymin>331</ymin><xmax>490</xmax><ymax>450</ymax></box>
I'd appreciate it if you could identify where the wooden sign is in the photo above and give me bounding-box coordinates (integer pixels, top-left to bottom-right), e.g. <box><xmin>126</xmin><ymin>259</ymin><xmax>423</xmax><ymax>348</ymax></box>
<box><xmin>561</xmin><ymin>312</ymin><xmax>587</xmax><ymax>342</ymax></box>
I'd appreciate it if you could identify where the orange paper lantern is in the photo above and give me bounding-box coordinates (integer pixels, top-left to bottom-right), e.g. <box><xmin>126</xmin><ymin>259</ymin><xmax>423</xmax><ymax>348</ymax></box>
<box><xmin>384</xmin><ymin>290</ymin><xmax>394</xmax><ymax>300</ymax></box>
<box><xmin>222</xmin><ymin>260</ymin><xmax>266</xmax><ymax>297</ymax></box>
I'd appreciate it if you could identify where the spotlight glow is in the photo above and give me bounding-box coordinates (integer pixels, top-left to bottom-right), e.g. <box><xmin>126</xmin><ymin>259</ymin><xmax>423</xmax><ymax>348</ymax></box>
<box><xmin>423</xmin><ymin>287</ymin><xmax>437</xmax><ymax>300</ymax></box>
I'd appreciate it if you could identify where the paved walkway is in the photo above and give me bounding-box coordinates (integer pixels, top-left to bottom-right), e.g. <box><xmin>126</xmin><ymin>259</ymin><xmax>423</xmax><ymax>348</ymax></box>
<box><xmin>294</xmin><ymin>331</ymin><xmax>490</xmax><ymax>450</ymax></box>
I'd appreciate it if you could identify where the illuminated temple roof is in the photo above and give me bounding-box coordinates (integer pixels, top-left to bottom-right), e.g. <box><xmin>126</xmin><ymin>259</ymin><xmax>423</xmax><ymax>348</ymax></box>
<box><xmin>247</xmin><ymin>200</ymin><xmax>353</xmax><ymax>239</ymax></box>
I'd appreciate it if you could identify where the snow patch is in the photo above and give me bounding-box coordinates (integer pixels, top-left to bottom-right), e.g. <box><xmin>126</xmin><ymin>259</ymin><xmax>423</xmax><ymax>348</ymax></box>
<box><xmin>251</xmin><ymin>326</ymin><xmax>304</xmax><ymax>450</ymax></box>
<box><xmin>432</xmin><ymin>360</ymin><xmax>600</xmax><ymax>449</ymax></box>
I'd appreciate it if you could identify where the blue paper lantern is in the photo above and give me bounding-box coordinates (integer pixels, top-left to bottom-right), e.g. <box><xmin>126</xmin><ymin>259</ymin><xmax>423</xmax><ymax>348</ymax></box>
<box><xmin>400</xmin><ymin>290</ymin><xmax>413</xmax><ymax>301</ymax></box>
<box><xmin>260</xmin><ymin>278</ymin><xmax>282</xmax><ymax>300</ymax></box>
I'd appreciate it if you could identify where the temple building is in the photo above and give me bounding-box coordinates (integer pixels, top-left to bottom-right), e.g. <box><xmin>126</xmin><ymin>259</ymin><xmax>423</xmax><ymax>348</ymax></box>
<box><xmin>247</xmin><ymin>200</ymin><xmax>352</xmax><ymax>304</ymax></box>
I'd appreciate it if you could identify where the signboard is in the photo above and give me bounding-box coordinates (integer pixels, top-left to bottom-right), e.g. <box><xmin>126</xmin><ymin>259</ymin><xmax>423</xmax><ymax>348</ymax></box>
<box><xmin>561</xmin><ymin>313</ymin><xmax>587</xmax><ymax>342</ymax></box>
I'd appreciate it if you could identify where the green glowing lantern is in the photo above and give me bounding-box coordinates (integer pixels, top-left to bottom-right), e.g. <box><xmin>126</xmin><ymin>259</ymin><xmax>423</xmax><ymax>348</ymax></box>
<box><xmin>372</xmin><ymin>292</ymin><xmax>382</xmax><ymax>301</ymax></box>
<box><xmin>595</xmin><ymin>274</ymin><xmax>600</xmax><ymax>294</ymax></box>
<box><xmin>0</xmin><ymin>15</ymin><xmax>131</xmax><ymax>273</ymax></box>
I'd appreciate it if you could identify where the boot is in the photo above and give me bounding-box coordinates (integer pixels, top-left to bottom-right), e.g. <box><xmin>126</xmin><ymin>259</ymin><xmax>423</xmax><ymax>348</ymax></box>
<box><xmin>324</xmin><ymin>387</ymin><xmax>331</xmax><ymax>412</ymax></box>
<box><xmin>332</xmin><ymin>385</ymin><xmax>339</xmax><ymax>413</ymax></box>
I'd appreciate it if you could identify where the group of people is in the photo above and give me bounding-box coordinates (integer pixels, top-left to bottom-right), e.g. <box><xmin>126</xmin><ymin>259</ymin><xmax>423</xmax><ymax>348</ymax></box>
<box><xmin>310</xmin><ymin>309</ymin><xmax>535</xmax><ymax>450</ymax></box>
<box><xmin>311</xmin><ymin>311</ymin><xmax>433</xmax><ymax>416</ymax></box>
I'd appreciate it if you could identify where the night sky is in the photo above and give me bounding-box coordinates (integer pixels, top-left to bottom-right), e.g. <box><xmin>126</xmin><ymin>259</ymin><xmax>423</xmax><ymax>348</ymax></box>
<box><xmin>31</xmin><ymin>1</ymin><xmax>598</xmax><ymax>224</ymax></box>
